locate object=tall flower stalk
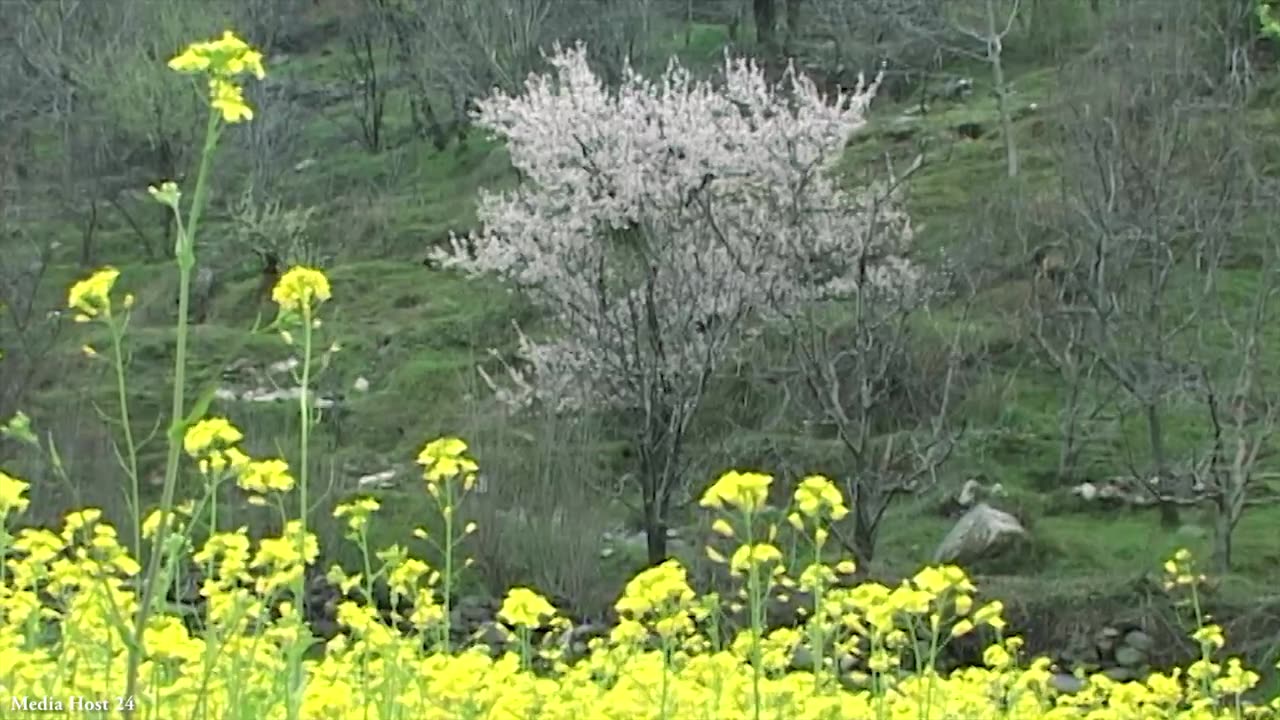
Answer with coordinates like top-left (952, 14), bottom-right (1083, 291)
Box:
top-left (119, 31), bottom-right (266, 718)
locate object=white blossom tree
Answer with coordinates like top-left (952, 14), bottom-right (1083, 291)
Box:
top-left (432, 45), bottom-right (917, 564)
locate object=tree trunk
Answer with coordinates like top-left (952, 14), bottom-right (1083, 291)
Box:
top-left (1211, 498), bottom-right (1233, 573)
top-left (1057, 364), bottom-right (1083, 481)
top-left (754, 0), bottom-right (777, 52)
top-left (851, 500), bottom-right (878, 567)
top-left (1145, 402), bottom-right (1180, 527)
top-left (642, 494), bottom-right (668, 566)
top-left (784, 0), bottom-right (804, 55)
top-left (986, 0), bottom-right (1019, 178)
top-left (79, 199), bottom-right (98, 268)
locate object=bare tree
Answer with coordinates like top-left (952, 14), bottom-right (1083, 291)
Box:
top-left (946, 0), bottom-right (1021, 177)
top-left (1195, 241), bottom-right (1280, 572)
top-left (770, 159), bottom-right (965, 564)
top-left (1016, 194), bottom-right (1111, 482)
top-left (339, 3), bottom-right (395, 153)
top-left (378, 0), bottom-right (557, 148)
top-left (12, 0), bottom-right (221, 260)
top-left (804, 0), bottom-right (950, 101)
top-left (1050, 0), bottom-right (1253, 525)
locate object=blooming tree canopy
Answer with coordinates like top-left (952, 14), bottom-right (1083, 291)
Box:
top-left (434, 44), bottom-right (916, 416)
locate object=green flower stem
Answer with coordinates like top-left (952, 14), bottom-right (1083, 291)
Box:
top-left (286, 300), bottom-right (318, 720)
top-left (441, 481), bottom-right (455, 653)
top-left (124, 108), bottom-right (220, 720)
top-left (742, 507), bottom-right (763, 720)
top-left (660, 633), bottom-right (672, 720)
top-left (809, 546), bottom-right (826, 691)
top-left (107, 315), bottom-right (142, 559)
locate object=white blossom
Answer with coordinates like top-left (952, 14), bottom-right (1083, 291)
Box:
top-left (433, 44), bottom-right (916, 412)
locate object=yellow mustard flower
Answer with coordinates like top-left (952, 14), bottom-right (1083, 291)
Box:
top-left (416, 436), bottom-right (479, 483)
top-left (183, 417), bottom-right (244, 458)
top-left (209, 77), bottom-right (253, 123)
top-left (67, 267), bottom-right (120, 319)
top-left (0, 470), bottom-right (31, 516)
top-left (272, 266), bottom-right (332, 313)
top-left (1213, 658), bottom-right (1259, 696)
top-left (794, 474), bottom-right (849, 520)
top-left (499, 587), bottom-right (557, 629)
top-left (700, 470), bottom-right (772, 512)
top-left (728, 542), bottom-right (783, 576)
top-left (615, 559), bottom-right (696, 620)
top-left (168, 30), bottom-right (265, 80)
top-left (1163, 547), bottom-right (1205, 589)
top-left (333, 496), bottom-right (380, 533)
top-left (1193, 624), bottom-right (1226, 651)
top-left (237, 458), bottom-right (295, 495)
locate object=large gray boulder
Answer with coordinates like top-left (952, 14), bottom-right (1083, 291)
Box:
top-left (933, 502), bottom-right (1028, 565)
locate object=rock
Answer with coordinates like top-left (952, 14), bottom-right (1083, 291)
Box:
top-left (240, 385), bottom-right (337, 409)
top-left (1123, 629), bottom-right (1154, 653)
top-left (1073, 482), bottom-right (1098, 502)
top-left (790, 645), bottom-right (814, 671)
top-left (472, 621), bottom-right (511, 652)
top-left (268, 357), bottom-right (300, 374)
top-left (357, 468), bottom-right (397, 490)
top-left (455, 596), bottom-right (494, 625)
top-left (941, 478), bottom-right (1007, 516)
top-left (933, 503), bottom-right (1028, 565)
top-left (1101, 666), bottom-right (1138, 683)
top-left (1114, 646), bottom-right (1146, 668)
top-left (1050, 673), bottom-right (1086, 694)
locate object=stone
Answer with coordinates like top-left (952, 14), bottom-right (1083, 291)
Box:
top-left (790, 645), bottom-right (814, 671)
top-left (1074, 482), bottom-right (1099, 501)
top-left (933, 503), bottom-right (1028, 565)
top-left (357, 468), bottom-right (397, 490)
top-left (1049, 673), bottom-right (1085, 694)
top-left (1114, 646), bottom-right (1146, 668)
top-left (473, 622), bottom-right (511, 651)
top-left (1101, 666), bottom-right (1138, 683)
top-left (1123, 629), bottom-right (1155, 653)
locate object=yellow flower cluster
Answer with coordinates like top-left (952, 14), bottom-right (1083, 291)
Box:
top-left (1164, 547), bottom-right (1206, 589)
top-left (0, 461), bottom-right (1274, 719)
top-left (238, 458), bottom-right (296, 497)
top-left (700, 469), bottom-right (772, 512)
top-left (272, 266), bottom-right (332, 314)
top-left (183, 417), bottom-right (301, 507)
top-left (333, 496), bottom-right (380, 534)
top-left (0, 470), bottom-right (30, 516)
top-left (167, 31), bottom-right (266, 124)
top-left (793, 474), bottom-right (848, 520)
top-left (499, 587), bottom-right (557, 629)
top-left (416, 436), bottom-right (480, 486)
top-left (67, 267), bottom-right (121, 320)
